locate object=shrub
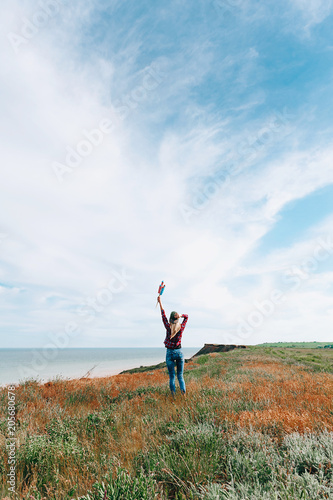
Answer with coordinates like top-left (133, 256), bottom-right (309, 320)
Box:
top-left (284, 431), bottom-right (333, 477)
top-left (78, 467), bottom-right (159, 500)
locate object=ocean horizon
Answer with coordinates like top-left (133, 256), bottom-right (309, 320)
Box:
top-left (0, 347), bottom-right (201, 387)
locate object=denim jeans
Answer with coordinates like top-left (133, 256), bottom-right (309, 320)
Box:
top-left (166, 348), bottom-right (186, 395)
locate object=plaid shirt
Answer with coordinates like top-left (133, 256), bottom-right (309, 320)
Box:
top-left (161, 308), bottom-right (188, 349)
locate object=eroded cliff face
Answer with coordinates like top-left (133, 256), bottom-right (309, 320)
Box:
top-left (191, 343), bottom-right (247, 357)
top-left (121, 344), bottom-right (248, 373)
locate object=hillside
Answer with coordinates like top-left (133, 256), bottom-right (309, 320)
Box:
top-left (0, 346), bottom-right (332, 499)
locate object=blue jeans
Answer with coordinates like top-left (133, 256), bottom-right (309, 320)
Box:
top-left (166, 348), bottom-right (186, 395)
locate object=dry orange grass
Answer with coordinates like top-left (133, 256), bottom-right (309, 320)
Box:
top-left (229, 361), bottom-right (333, 433)
top-left (7, 356), bottom-right (333, 439)
top-left (0, 368), bottom-right (186, 497)
top-left (1, 349), bottom-right (332, 498)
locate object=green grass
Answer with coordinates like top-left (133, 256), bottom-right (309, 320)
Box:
top-left (259, 347), bottom-right (333, 373)
top-left (1, 347), bottom-right (332, 499)
top-left (81, 428), bottom-right (333, 499)
top-left (120, 361), bottom-right (167, 374)
top-left (256, 341), bottom-right (333, 349)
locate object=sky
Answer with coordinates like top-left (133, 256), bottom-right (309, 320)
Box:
top-left (1, 0), bottom-right (333, 348)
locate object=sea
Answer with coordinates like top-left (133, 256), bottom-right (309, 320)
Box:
top-left (0, 347), bottom-right (200, 387)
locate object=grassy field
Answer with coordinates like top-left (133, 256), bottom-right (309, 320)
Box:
top-left (256, 342), bottom-right (332, 349)
top-left (0, 347), bottom-right (332, 499)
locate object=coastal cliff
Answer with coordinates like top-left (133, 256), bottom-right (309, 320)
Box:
top-left (191, 343), bottom-right (247, 357)
top-left (120, 344), bottom-right (247, 374)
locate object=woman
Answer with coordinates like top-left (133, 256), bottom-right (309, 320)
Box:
top-left (157, 295), bottom-right (188, 396)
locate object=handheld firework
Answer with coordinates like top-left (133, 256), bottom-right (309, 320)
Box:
top-left (156, 280), bottom-right (165, 307)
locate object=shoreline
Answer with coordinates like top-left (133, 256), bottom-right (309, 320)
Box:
top-left (0, 358), bottom-right (178, 388)
top-left (0, 347), bottom-right (201, 388)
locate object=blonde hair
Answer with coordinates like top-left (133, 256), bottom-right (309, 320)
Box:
top-left (169, 312), bottom-right (181, 339)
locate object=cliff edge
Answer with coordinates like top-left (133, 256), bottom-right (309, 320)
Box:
top-left (191, 343), bottom-right (247, 357)
top-left (120, 344), bottom-right (247, 374)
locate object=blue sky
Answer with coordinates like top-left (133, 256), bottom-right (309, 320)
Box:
top-left (1, 0), bottom-right (333, 348)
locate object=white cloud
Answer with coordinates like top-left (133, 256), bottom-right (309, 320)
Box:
top-left (0, 0), bottom-right (332, 348)
top-left (291, 0), bottom-right (333, 26)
